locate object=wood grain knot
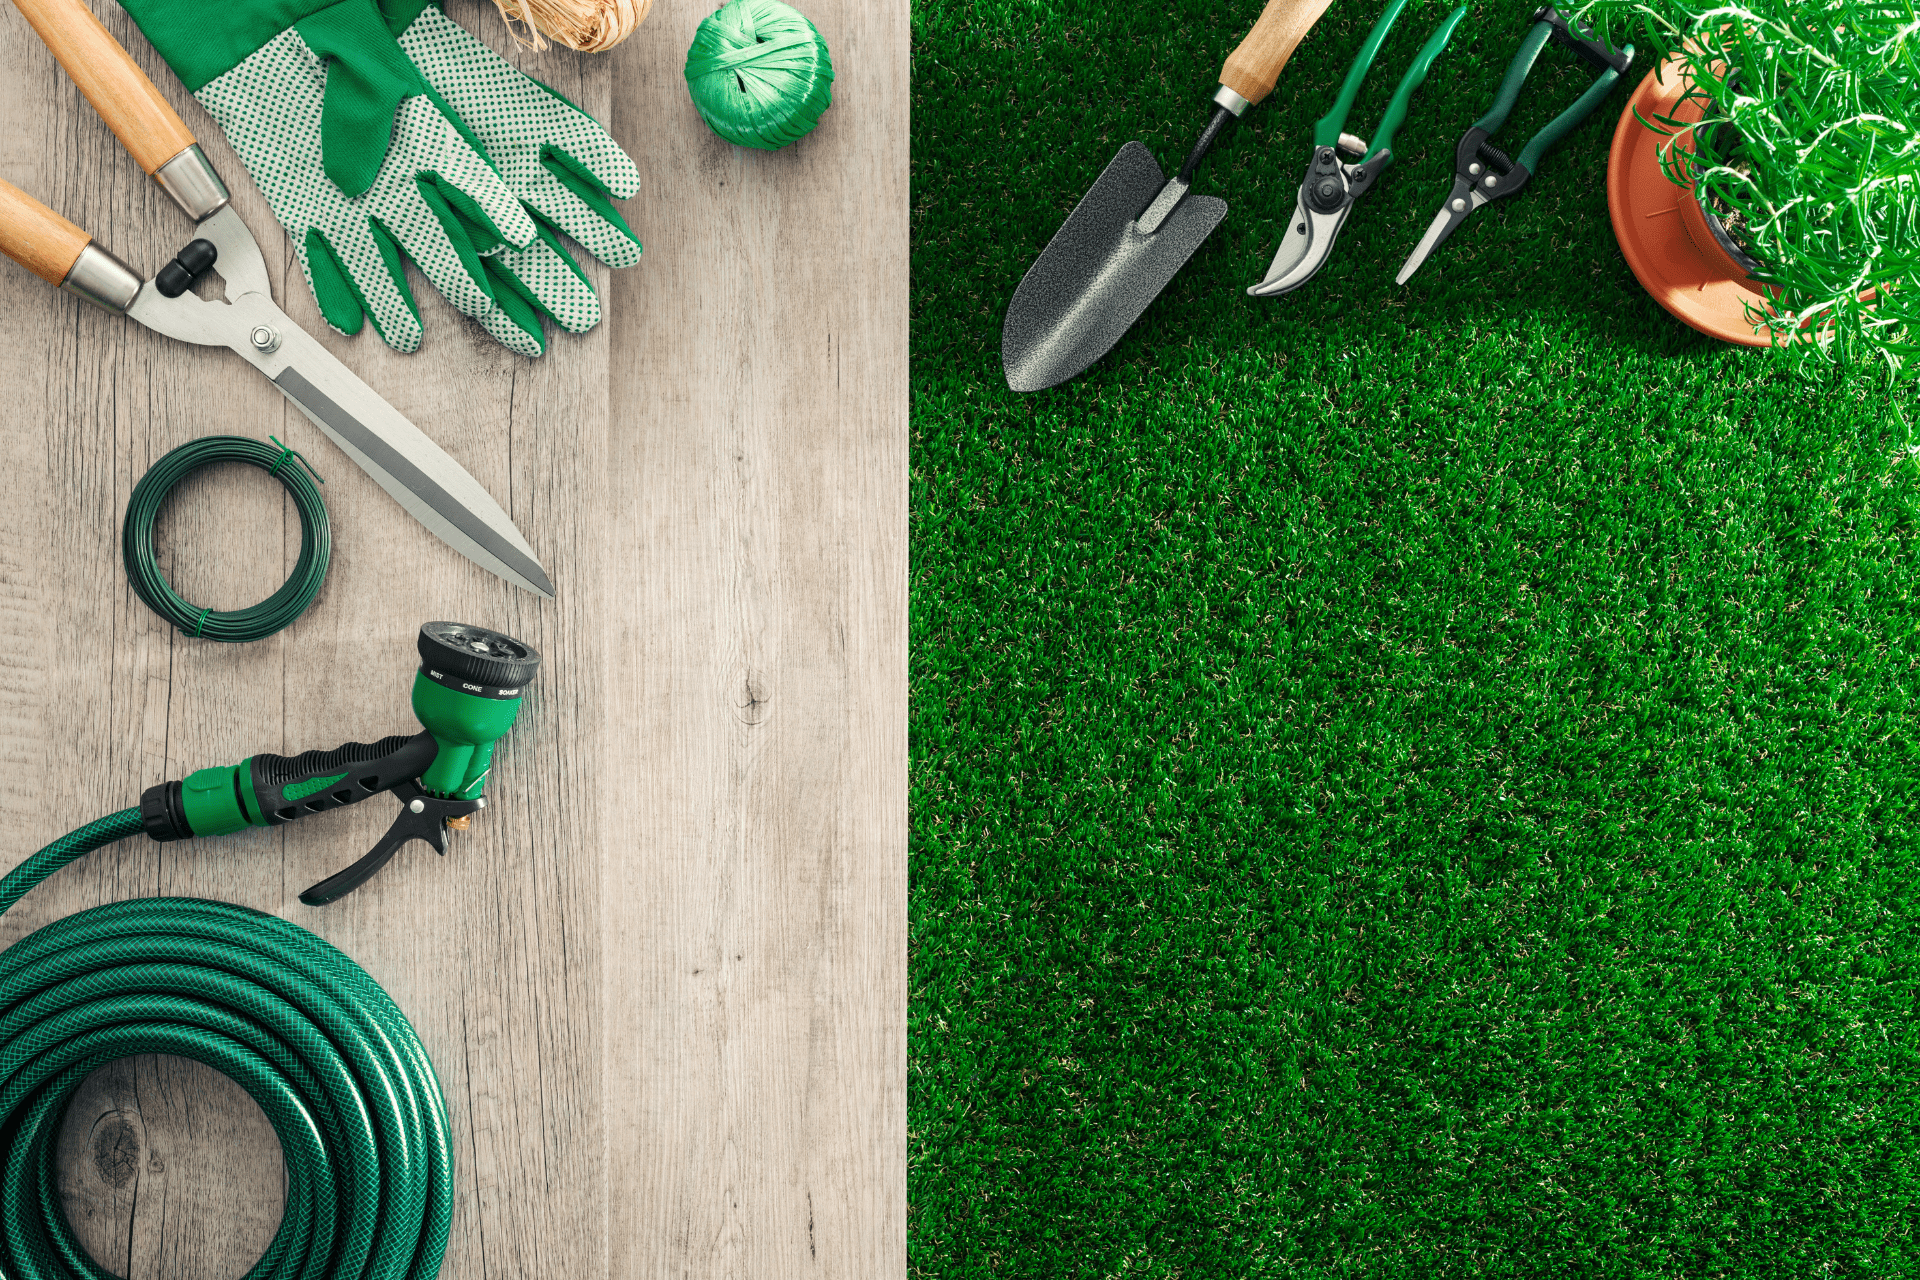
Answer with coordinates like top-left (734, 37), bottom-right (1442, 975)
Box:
top-left (736, 672), bottom-right (772, 725)
top-left (90, 1112), bottom-right (141, 1189)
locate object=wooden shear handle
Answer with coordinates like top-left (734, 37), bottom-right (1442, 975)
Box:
top-left (11, 0), bottom-right (195, 174)
top-left (0, 179), bottom-right (140, 312)
top-left (0, 178), bottom-right (91, 285)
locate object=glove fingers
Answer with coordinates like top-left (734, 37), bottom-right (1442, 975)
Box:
top-left (392, 96), bottom-right (536, 251)
top-left (397, 6), bottom-right (643, 261)
top-left (299, 230), bottom-right (366, 336)
top-left (297, 225), bottom-right (426, 353)
top-left (399, 7), bottom-right (640, 193)
top-left (521, 154), bottom-right (643, 269)
top-left (474, 256), bottom-right (552, 355)
top-left (471, 294), bottom-right (548, 356)
top-left (523, 80), bottom-right (641, 199)
top-left (490, 221), bottom-right (603, 335)
top-left (426, 171), bottom-right (522, 257)
top-left (394, 178), bottom-right (544, 357)
top-left (362, 219), bottom-right (429, 350)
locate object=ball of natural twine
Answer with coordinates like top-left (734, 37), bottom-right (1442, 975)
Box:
top-left (684, 0), bottom-right (834, 150)
top-left (488, 0), bottom-right (650, 52)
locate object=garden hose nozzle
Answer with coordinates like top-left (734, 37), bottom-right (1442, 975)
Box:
top-left (139, 622), bottom-right (541, 904)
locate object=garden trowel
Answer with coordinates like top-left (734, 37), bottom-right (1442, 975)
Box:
top-left (1002, 0), bottom-right (1339, 392)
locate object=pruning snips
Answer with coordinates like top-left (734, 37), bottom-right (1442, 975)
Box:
top-left (1396, 6), bottom-right (1633, 285)
top-left (1249, 0), bottom-right (1467, 297)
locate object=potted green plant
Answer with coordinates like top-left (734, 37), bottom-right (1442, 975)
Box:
top-left (1579, 0), bottom-right (1917, 371)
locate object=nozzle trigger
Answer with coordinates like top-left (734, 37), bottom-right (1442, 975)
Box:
top-left (298, 780), bottom-right (481, 906)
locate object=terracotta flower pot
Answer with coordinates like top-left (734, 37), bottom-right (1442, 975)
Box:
top-left (1607, 53), bottom-right (1777, 347)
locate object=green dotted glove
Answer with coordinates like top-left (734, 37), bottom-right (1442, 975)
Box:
top-left (121, 0), bottom-right (545, 355)
top-left (388, 0), bottom-right (643, 349)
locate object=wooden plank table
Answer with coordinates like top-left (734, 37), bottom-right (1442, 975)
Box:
top-left (0, 0), bottom-right (904, 1275)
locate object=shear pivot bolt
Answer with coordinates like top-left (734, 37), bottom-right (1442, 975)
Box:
top-left (1468, 162), bottom-right (1483, 176)
top-left (1483, 175), bottom-right (1499, 190)
top-left (249, 324), bottom-right (281, 354)
top-left (1451, 198), bottom-right (1468, 212)
top-left (409, 798), bottom-right (425, 814)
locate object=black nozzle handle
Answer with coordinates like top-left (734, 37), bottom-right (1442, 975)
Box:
top-left (251, 731), bottom-right (438, 827)
top-left (298, 780), bottom-right (480, 906)
top-left (139, 730), bottom-right (442, 844)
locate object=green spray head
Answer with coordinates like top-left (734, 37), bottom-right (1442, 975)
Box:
top-left (137, 621), bottom-right (542, 906)
top-left (411, 621), bottom-right (542, 800)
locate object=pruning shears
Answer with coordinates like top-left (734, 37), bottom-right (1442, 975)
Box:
top-left (1396, 5), bottom-right (1634, 285)
top-left (1249, 0), bottom-right (1467, 297)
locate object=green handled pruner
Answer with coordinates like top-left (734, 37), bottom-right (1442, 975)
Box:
top-left (1396, 6), bottom-right (1633, 284)
top-left (1250, 0), bottom-right (1467, 297)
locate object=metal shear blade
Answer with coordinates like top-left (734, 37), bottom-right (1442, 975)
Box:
top-left (1395, 179), bottom-right (1488, 285)
top-left (1249, 190), bottom-right (1352, 297)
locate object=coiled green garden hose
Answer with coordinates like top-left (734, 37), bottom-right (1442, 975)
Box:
top-left (122, 435), bottom-right (331, 642)
top-left (0, 809), bottom-right (452, 1280)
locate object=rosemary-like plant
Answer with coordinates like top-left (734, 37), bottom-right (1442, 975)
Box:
top-left (1579, 1), bottom-right (1920, 373)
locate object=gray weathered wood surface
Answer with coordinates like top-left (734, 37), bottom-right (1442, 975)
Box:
top-left (605, 1), bottom-right (907, 1275)
top-left (0, 0), bottom-right (904, 1274)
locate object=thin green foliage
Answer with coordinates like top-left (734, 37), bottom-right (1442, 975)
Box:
top-left (1581, 0), bottom-right (1920, 373)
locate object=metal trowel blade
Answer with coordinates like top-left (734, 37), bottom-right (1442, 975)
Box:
top-left (1002, 142), bottom-right (1228, 393)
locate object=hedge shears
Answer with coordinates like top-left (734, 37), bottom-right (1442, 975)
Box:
top-left (0, 0), bottom-right (553, 598)
top-left (1249, 0), bottom-right (1467, 297)
top-left (1395, 5), bottom-right (1633, 285)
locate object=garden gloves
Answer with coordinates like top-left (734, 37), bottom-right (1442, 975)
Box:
top-left (387, 0), bottom-right (642, 339)
top-left (118, 0), bottom-right (641, 356)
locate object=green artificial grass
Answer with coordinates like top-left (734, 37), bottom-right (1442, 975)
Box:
top-left (909, 3), bottom-right (1920, 1277)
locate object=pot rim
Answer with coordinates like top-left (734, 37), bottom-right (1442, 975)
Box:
top-left (1608, 54), bottom-right (1779, 347)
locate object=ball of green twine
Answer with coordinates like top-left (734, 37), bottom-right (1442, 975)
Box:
top-left (122, 435), bottom-right (330, 643)
top-left (685, 0), bottom-right (834, 150)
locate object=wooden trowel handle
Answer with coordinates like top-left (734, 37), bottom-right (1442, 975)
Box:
top-left (11, 0), bottom-right (195, 173)
top-left (1220, 0), bottom-right (1341, 105)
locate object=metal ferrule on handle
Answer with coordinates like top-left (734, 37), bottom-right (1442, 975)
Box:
top-left (61, 242), bottom-right (141, 312)
top-left (1220, 0), bottom-right (1342, 108)
top-left (8, 0), bottom-right (194, 173)
top-left (152, 145), bottom-right (232, 222)
top-left (8, 0), bottom-right (232, 223)
top-left (1212, 86), bottom-right (1253, 117)
top-left (0, 177), bottom-right (140, 311)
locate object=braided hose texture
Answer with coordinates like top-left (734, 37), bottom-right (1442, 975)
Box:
top-left (0, 810), bottom-right (453, 1280)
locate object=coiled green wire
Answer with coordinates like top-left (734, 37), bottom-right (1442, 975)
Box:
top-left (0, 811), bottom-right (452, 1280)
top-left (122, 436), bottom-right (330, 643)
